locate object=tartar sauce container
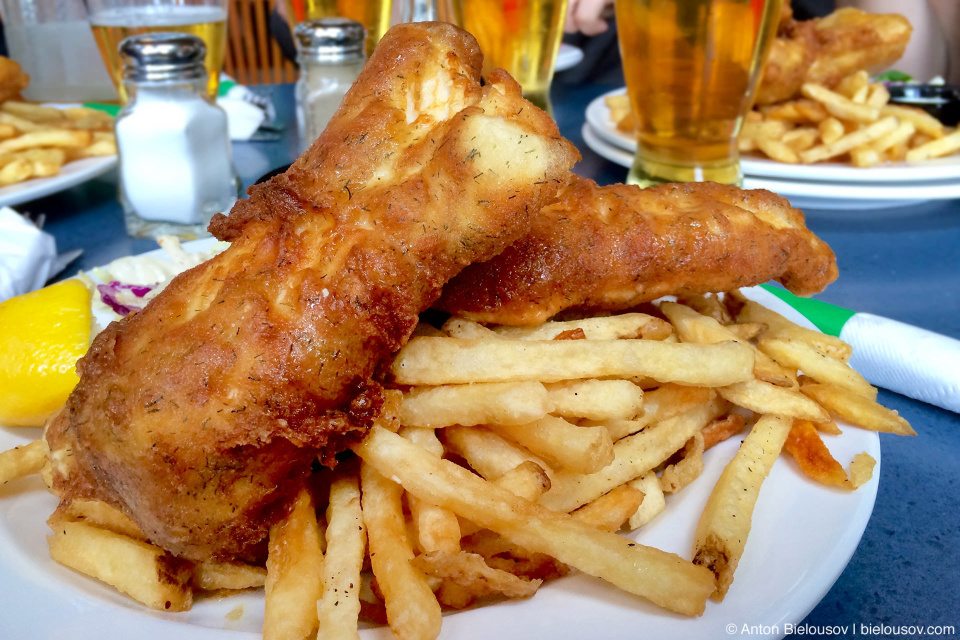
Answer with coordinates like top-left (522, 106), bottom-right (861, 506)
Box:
top-left (115, 33), bottom-right (238, 239)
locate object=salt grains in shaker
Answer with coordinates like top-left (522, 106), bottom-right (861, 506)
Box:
top-left (295, 18), bottom-right (366, 150)
top-left (115, 33), bottom-right (238, 239)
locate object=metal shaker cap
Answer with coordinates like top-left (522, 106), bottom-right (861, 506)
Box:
top-left (120, 33), bottom-right (207, 83)
top-left (294, 18), bottom-right (366, 63)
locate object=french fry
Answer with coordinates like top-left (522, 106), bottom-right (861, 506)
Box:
top-left (490, 415), bottom-right (614, 474)
top-left (360, 460), bottom-right (441, 640)
top-left (0, 439), bottom-right (45, 484)
top-left (0, 157), bottom-right (32, 186)
top-left (865, 83), bottom-right (890, 109)
top-left (441, 316), bottom-right (498, 339)
top-left (783, 419), bottom-right (851, 489)
top-left (834, 70), bottom-right (869, 99)
top-left (905, 129), bottom-right (960, 162)
top-left (719, 379), bottom-right (830, 422)
top-left (754, 135), bottom-right (799, 163)
top-left (390, 337), bottom-right (755, 387)
top-left (598, 384), bottom-right (716, 441)
top-left (540, 399), bottom-right (724, 513)
top-left (799, 116), bottom-right (897, 164)
top-left (869, 120), bottom-right (915, 153)
top-left (317, 470), bottom-right (367, 640)
top-left (58, 498), bottom-right (145, 540)
top-left (194, 559), bottom-right (267, 591)
top-left (800, 382), bottom-right (915, 436)
top-left (571, 484), bottom-right (646, 531)
top-left (659, 432), bottom-right (705, 494)
top-left (400, 427), bottom-right (461, 554)
top-left (442, 426), bottom-right (548, 481)
top-left (545, 379), bottom-right (644, 421)
top-left (848, 452), bottom-right (877, 489)
top-left (734, 298), bottom-right (852, 362)
top-left (701, 413), bottom-right (747, 450)
top-left (818, 117), bottom-right (845, 145)
top-left (759, 336), bottom-right (877, 400)
top-left (801, 83), bottom-right (880, 123)
top-left (880, 104), bottom-right (945, 138)
top-left (626, 473), bottom-right (666, 530)
top-left (491, 313), bottom-right (672, 341)
top-left (693, 414), bottom-right (792, 599)
top-left (264, 485), bottom-right (324, 640)
top-left (47, 519), bottom-right (193, 611)
top-left (0, 129), bottom-right (93, 153)
top-left (354, 426), bottom-right (717, 616)
top-left (411, 551), bottom-right (541, 604)
top-left (400, 381), bottom-right (549, 428)
top-left (1, 101), bottom-right (66, 123)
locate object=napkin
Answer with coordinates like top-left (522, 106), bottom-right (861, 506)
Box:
top-left (0, 207), bottom-right (58, 302)
top-left (762, 285), bottom-right (960, 414)
top-left (216, 77), bottom-right (273, 141)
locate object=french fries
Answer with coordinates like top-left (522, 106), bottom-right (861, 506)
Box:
top-left (1, 287), bottom-right (915, 640)
top-left (0, 99), bottom-right (116, 187)
top-left (609, 68), bottom-right (958, 167)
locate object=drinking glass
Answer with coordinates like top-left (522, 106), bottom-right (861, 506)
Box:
top-left (615, 0), bottom-right (780, 187)
top-left (87, 0), bottom-right (229, 102)
top-left (458, 0), bottom-right (568, 113)
top-left (0, 0), bottom-right (116, 101)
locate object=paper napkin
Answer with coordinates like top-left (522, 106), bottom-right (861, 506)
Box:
top-left (762, 285), bottom-right (960, 414)
top-left (0, 207), bottom-right (58, 302)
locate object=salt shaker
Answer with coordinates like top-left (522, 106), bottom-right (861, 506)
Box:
top-left (115, 33), bottom-right (239, 239)
top-left (295, 18), bottom-right (366, 149)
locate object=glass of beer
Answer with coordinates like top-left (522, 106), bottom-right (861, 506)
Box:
top-left (616, 0), bottom-right (780, 187)
top-left (285, 0), bottom-right (392, 57)
top-left (87, 0), bottom-right (228, 102)
top-left (458, 0), bottom-right (569, 113)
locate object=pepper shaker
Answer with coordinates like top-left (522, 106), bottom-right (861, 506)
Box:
top-left (115, 33), bottom-right (239, 239)
top-left (295, 18), bottom-right (366, 150)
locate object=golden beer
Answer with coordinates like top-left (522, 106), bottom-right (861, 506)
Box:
top-left (90, 5), bottom-right (228, 102)
top-left (460, 0), bottom-right (568, 111)
top-left (300, 0), bottom-right (392, 56)
top-left (615, 0), bottom-right (779, 186)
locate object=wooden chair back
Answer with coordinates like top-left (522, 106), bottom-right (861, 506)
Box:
top-left (224, 0), bottom-right (297, 85)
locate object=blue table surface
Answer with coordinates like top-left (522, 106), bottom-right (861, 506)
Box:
top-left (30, 82), bottom-right (960, 635)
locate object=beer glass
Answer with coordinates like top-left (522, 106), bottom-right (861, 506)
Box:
top-left (616, 0), bottom-right (780, 187)
top-left (293, 0), bottom-right (392, 56)
top-left (87, 0), bottom-right (229, 102)
top-left (458, 0), bottom-right (568, 113)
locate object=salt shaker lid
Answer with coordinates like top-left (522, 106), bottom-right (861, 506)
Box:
top-left (120, 33), bottom-right (207, 83)
top-left (294, 18), bottom-right (366, 62)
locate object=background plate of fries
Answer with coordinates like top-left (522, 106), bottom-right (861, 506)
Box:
top-left (0, 239), bottom-right (888, 639)
top-left (589, 87), bottom-right (960, 184)
top-left (0, 101), bottom-right (117, 207)
top-left (581, 123), bottom-right (960, 211)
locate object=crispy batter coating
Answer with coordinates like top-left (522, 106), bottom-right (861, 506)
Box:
top-left (0, 57), bottom-right (29, 103)
top-left (44, 22), bottom-right (577, 561)
top-left (436, 176), bottom-right (837, 325)
top-left (756, 7), bottom-right (912, 105)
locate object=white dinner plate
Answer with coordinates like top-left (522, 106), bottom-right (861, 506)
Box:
top-left (0, 156), bottom-right (118, 208)
top-left (586, 88), bottom-right (960, 184)
top-left (555, 44), bottom-right (585, 72)
top-left (0, 241), bottom-right (879, 640)
top-left (581, 123), bottom-right (957, 211)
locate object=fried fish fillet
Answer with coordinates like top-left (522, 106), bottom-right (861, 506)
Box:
top-left (45, 22), bottom-right (577, 561)
top-left (436, 176), bottom-right (837, 325)
top-left (757, 6), bottom-right (912, 105)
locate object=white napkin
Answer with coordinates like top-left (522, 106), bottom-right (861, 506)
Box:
top-left (0, 207), bottom-right (58, 302)
top-left (842, 313), bottom-right (960, 413)
top-left (217, 85), bottom-right (269, 141)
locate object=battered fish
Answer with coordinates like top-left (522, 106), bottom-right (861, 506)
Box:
top-left (45, 23), bottom-right (577, 561)
top-left (436, 176), bottom-right (837, 325)
top-left (757, 6), bottom-right (912, 105)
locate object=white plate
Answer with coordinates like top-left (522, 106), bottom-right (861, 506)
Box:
top-left (0, 246), bottom-right (879, 639)
top-left (556, 44), bottom-right (585, 72)
top-left (0, 156), bottom-right (117, 208)
top-left (581, 123), bottom-right (954, 210)
top-left (586, 88), bottom-right (960, 184)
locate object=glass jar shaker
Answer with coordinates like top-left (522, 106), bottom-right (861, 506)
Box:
top-left (115, 33), bottom-right (239, 240)
top-left (295, 18), bottom-right (366, 150)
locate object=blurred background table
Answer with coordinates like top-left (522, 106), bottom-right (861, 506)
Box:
top-left (36, 79), bottom-right (960, 635)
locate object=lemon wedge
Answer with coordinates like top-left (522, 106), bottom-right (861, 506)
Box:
top-left (0, 279), bottom-right (92, 427)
